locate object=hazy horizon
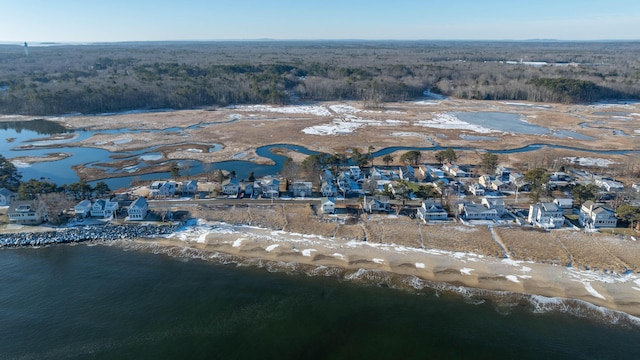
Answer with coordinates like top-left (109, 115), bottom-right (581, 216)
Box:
top-left (2, 0), bottom-right (639, 43)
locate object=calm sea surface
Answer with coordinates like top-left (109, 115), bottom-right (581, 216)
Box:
top-left (1, 244), bottom-right (639, 360)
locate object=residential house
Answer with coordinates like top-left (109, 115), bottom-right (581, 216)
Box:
top-left (370, 167), bottom-right (383, 181)
top-left (468, 183), bottom-right (485, 196)
top-left (181, 180), bottom-right (198, 194)
top-left (553, 198), bottom-right (574, 215)
top-left (479, 175), bottom-right (493, 188)
top-left (632, 183), bottom-right (640, 193)
top-left (221, 178), bottom-right (241, 196)
top-left (528, 202), bottom-right (564, 229)
top-left (91, 199), bottom-right (119, 218)
top-left (363, 195), bottom-right (391, 213)
top-left (127, 197), bottom-right (149, 221)
top-left (449, 165), bottom-right (471, 178)
top-left (579, 201), bottom-right (617, 229)
top-left (510, 172), bottom-right (529, 191)
top-left (290, 181), bottom-right (313, 197)
top-left (320, 181), bottom-right (337, 197)
top-left (150, 181), bottom-right (178, 197)
top-left (417, 200), bottom-right (448, 222)
top-left (349, 166), bottom-right (362, 179)
top-left (490, 179), bottom-right (510, 192)
top-left (320, 169), bottom-right (334, 184)
top-left (458, 203), bottom-right (497, 220)
top-left (260, 178), bottom-right (280, 198)
top-left (74, 200), bottom-right (92, 218)
top-left (495, 166), bottom-right (511, 182)
top-left (426, 165), bottom-right (445, 180)
top-left (8, 200), bottom-right (47, 225)
top-left (399, 166), bottom-right (416, 182)
top-left (0, 188), bottom-right (16, 206)
top-left (481, 197), bottom-right (506, 216)
top-left (319, 197), bottom-right (336, 214)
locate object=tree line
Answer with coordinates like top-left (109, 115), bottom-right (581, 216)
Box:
top-left (1, 41), bottom-right (639, 115)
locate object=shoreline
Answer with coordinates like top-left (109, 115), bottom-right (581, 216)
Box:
top-left (143, 219), bottom-right (640, 319)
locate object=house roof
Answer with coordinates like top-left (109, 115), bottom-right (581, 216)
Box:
top-left (130, 197), bottom-right (147, 208)
top-left (0, 188), bottom-right (13, 196)
top-left (540, 202), bottom-right (560, 212)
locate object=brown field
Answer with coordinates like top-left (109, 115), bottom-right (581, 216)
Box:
top-left (5, 99), bottom-right (637, 182)
top-left (495, 227), bottom-right (570, 265)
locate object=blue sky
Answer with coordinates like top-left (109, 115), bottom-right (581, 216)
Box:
top-left (1, 0), bottom-right (639, 42)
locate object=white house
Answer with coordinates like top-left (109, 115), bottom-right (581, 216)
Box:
top-left (0, 188), bottom-right (16, 206)
top-left (321, 181), bottom-right (337, 197)
top-left (74, 200), bottom-right (92, 218)
top-left (349, 166), bottom-right (362, 179)
top-left (481, 197), bottom-right (506, 216)
top-left (553, 198), bottom-right (574, 214)
top-left (221, 178), bottom-right (241, 196)
top-left (260, 178), bottom-right (280, 198)
top-left (8, 200), bottom-right (47, 225)
top-left (399, 166), bottom-right (416, 182)
top-left (417, 200), bottom-right (448, 222)
top-left (459, 203), bottom-right (498, 220)
top-left (468, 183), bottom-right (485, 196)
top-left (127, 197), bottom-right (149, 221)
top-left (290, 181), bottom-right (313, 197)
top-left (181, 180), bottom-right (198, 194)
top-left (579, 201), bottom-right (617, 229)
top-left (91, 199), bottom-right (119, 218)
top-left (363, 195), bottom-right (391, 213)
top-left (528, 202), bottom-right (564, 229)
top-left (150, 181), bottom-right (178, 197)
top-left (319, 197), bottom-right (336, 214)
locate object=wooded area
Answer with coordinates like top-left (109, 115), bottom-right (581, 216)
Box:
top-left (1, 41), bottom-right (639, 115)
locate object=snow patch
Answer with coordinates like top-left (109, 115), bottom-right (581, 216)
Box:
top-left (372, 258), bottom-right (385, 264)
top-left (564, 157), bottom-right (616, 167)
top-left (416, 113), bottom-right (499, 134)
top-left (415, 262), bottom-right (425, 269)
top-left (460, 268), bottom-right (474, 275)
top-left (232, 104), bottom-right (332, 117)
top-left (333, 253), bottom-right (345, 260)
top-left (583, 282), bottom-right (606, 300)
top-left (265, 244), bottom-right (279, 252)
top-left (505, 275), bottom-right (520, 283)
top-left (302, 249), bottom-right (316, 257)
top-left (329, 104), bottom-right (361, 114)
top-left (232, 239), bottom-right (244, 248)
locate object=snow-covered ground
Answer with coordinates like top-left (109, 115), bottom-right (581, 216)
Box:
top-left (564, 157), bottom-right (617, 167)
top-left (416, 113), bottom-right (500, 134)
top-left (231, 104), bottom-right (332, 117)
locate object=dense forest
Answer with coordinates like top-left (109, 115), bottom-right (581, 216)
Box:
top-left (0, 41), bottom-right (639, 115)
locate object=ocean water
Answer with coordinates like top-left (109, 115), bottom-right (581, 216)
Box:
top-left (1, 244), bottom-right (639, 360)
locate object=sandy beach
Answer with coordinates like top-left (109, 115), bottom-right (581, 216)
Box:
top-left (135, 218), bottom-right (640, 320)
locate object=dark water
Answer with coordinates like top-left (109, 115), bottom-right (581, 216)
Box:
top-left (1, 245), bottom-right (639, 359)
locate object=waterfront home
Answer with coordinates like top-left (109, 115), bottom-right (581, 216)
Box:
top-left (149, 181), bottom-right (179, 197)
top-left (221, 178), bottom-right (240, 196)
top-left (495, 166), bottom-right (511, 182)
top-left (479, 175), bottom-right (493, 188)
top-left (0, 188), bottom-right (16, 206)
top-left (260, 178), bottom-right (280, 198)
top-left (468, 183), bottom-right (485, 196)
top-left (8, 200), bottom-right (47, 225)
top-left (579, 200), bottom-right (617, 229)
top-left (321, 181), bottom-right (337, 197)
top-left (481, 197), bottom-right (506, 216)
top-left (553, 198), bottom-right (574, 214)
top-left (363, 195), bottom-right (391, 213)
top-left (74, 200), bottom-right (92, 218)
top-left (290, 181), bottom-right (313, 197)
top-left (444, 163), bottom-right (471, 178)
top-left (370, 167), bottom-right (383, 181)
top-left (349, 166), bottom-right (362, 179)
top-left (399, 166), bottom-right (416, 182)
top-left (417, 200), bottom-right (448, 222)
top-left (459, 203), bottom-right (498, 220)
top-left (181, 180), bottom-right (198, 194)
top-left (528, 202), bottom-right (564, 229)
top-left (127, 197), bottom-right (148, 221)
top-left (489, 179), bottom-right (510, 192)
top-left (91, 199), bottom-right (119, 218)
top-left (425, 165), bottom-right (445, 180)
top-left (319, 197), bottom-right (336, 214)
top-left (320, 169), bottom-right (334, 184)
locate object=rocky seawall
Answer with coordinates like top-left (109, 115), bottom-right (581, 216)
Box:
top-left (0, 223), bottom-right (181, 247)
